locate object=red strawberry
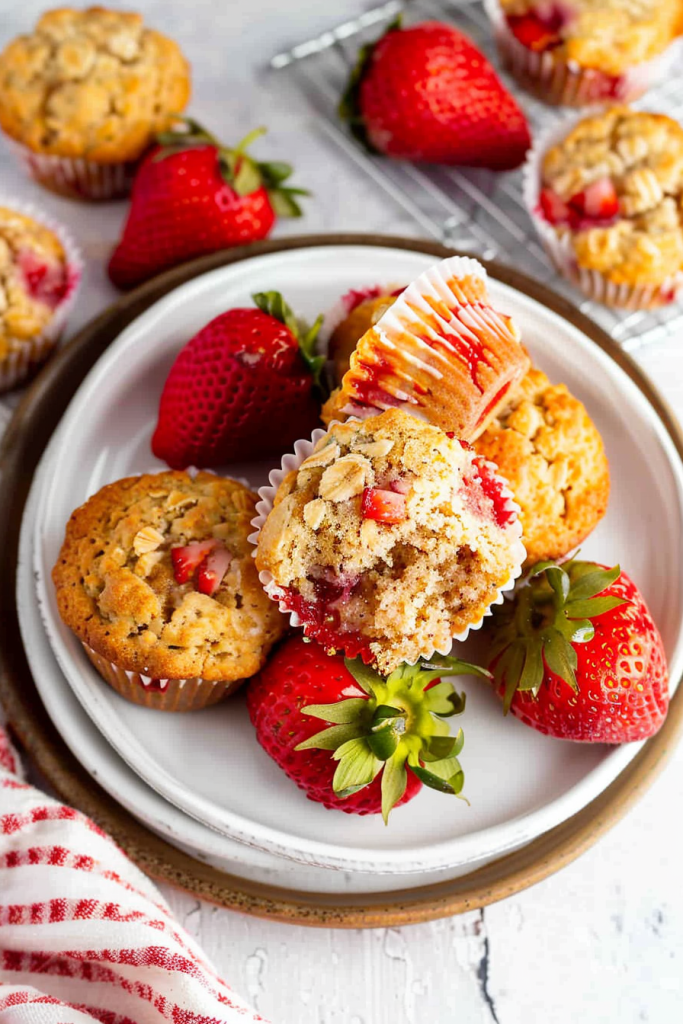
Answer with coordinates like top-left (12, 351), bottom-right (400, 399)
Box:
top-left (246, 636), bottom-right (485, 820)
top-left (340, 19), bottom-right (531, 170)
top-left (361, 487), bottom-right (407, 524)
top-left (487, 559), bottom-right (669, 743)
top-left (171, 540), bottom-right (217, 585)
top-left (508, 13), bottom-right (561, 52)
top-left (569, 178), bottom-right (620, 221)
top-left (152, 291), bottom-right (324, 468)
top-left (109, 118), bottom-right (308, 290)
top-left (539, 187), bottom-right (572, 225)
top-left (197, 546), bottom-right (232, 597)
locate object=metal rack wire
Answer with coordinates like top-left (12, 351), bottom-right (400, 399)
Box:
top-left (270, 0), bottom-right (683, 352)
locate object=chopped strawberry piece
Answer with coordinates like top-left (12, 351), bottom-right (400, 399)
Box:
top-left (361, 487), bottom-right (407, 524)
top-left (539, 188), bottom-right (572, 226)
top-left (197, 545), bottom-right (232, 596)
top-left (171, 540), bottom-right (217, 585)
top-left (508, 13), bottom-right (561, 52)
top-left (569, 178), bottom-right (619, 221)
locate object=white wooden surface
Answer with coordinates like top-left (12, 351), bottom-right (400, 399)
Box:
top-left (2, 1), bottom-right (683, 1021)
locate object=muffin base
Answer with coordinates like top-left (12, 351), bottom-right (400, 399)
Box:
top-left (483, 0), bottom-right (682, 107)
top-left (5, 138), bottom-right (139, 201)
top-left (83, 644), bottom-right (242, 712)
top-left (522, 116), bottom-right (683, 310)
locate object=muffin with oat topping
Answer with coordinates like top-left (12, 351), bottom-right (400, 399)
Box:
top-left (526, 107), bottom-right (683, 307)
top-left (486, 0), bottom-right (683, 107)
top-left (0, 204), bottom-right (80, 392)
top-left (474, 366), bottom-right (610, 566)
top-left (255, 408), bottom-right (525, 675)
top-left (0, 7), bottom-right (191, 200)
top-left (52, 471), bottom-right (286, 711)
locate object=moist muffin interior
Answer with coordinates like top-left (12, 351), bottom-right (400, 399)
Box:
top-left (257, 409), bottom-right (524, 674)
top-left (0, 206), bottom-right (67, 361)
top-left (53, 471), bottom-right (285, 682)
top-left (541, 108), bottom-right (683, 287)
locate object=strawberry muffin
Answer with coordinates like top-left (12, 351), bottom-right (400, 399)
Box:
top-left (474, 366), bottom-right (610, 565)
top-left (527, 107), bottom-right (683, 307)
top-left (486, 0), bottom-right (683, 106)
top-left (328, 293), bottom-right (398, 385)
top-left (255, 409), bottom-right (525, 674)
top-left (0, 7), bottom-right (191, 199)
top-left (0, 204), bottom-right (80, 391)
top-left (322, 256), bottom-right (529, 441)
top-left (53, 471), bottom-right (286, 711)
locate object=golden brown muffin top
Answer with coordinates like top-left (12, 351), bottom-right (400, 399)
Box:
top-left (0, 7), bottom-right (191, 160)
top-left (500, 0), bottom-right (683, 75)
top-left (53, 471), bottom-right (286, 682)
top-left (542, 107), bottom-right (683, 287)
top-left (0, 206), bottom-right (68, 360)
top-left (475, 366), bottom-right (610, 566)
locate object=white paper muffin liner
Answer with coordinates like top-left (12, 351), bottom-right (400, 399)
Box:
top-left (522, 114), bottom-right (683, 309)
top-left (483, 0), bottom-right (683, 107)
top-left (4, 137), bottom-right (139, 201)
top-left (249, 423), bottom-right (526, 668)
top-left (83, 644), bottom-right (240, 712)
top-left (0, 195), bottom-right (83, 392)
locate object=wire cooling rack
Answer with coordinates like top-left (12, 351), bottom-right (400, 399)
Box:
top-left (270, 0), bottom-right (683, 352)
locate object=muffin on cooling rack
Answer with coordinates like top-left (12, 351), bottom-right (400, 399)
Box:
top-left (0, 203), bottom-right (81, 392)
top-left (254, 408), bottom-right (525, 674)
top-left (475, 365), bottom-right (610, 566)
top-left (485, 0), bottom-right (683, 107)
top-left (526, 106), bottom-right (683, 308)
top-left (322, 255), bottom-right (530, 442)
top-left (53, 471), bottom-right (286, 711)
top-left (0, 7), bottom-right (191, 200)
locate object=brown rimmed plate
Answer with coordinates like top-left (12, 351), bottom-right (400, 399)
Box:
top-left (1, 234), bottom-right (682, 927)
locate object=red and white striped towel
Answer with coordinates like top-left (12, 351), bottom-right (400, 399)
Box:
top-left (0, 722), bottom-right (268, 1024)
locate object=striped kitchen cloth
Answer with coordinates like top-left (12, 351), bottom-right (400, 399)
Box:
top-left (0, 722), bottom-right (267, 1024)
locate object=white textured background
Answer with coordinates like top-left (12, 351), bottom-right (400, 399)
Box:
top-left (2, 1), bottom-right (683, 1021)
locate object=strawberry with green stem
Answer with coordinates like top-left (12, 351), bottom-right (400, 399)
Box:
top-left (487, 557), bottom-right (669, 743)
top-left (246, 635), bottom-right (490, 821)
top-left (109, 117), bottom-right (308, 290)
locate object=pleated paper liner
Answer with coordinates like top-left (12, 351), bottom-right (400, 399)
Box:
top-left (83, 644), bottom-right (242, 712)
top-left (322, 255), bottom-right (530, 441)
top-left (249, 422), bottom-right (526, 666)
top-left (0, 196), bottom-right (83, 392)
top-left (4, 137), bottom-right (139, 201)
top-left (522, 113), bottom-right (683, 310)
top-left (483, 0), bottom-right (683, 107)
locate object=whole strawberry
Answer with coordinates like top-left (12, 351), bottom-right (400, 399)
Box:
top-left (487, 559), bottom-right (669, 743)
top-left (247, 636), bottom-right (486, 821)
top-left (341, 19), bottom-right (531, 170)
top-left (109, 118), bottom-right (308, 290)
top-left (152, 291), bottom-right (324, 468)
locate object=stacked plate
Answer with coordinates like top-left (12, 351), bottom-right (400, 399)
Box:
top-left (19, 242), bottom-right (683, 901)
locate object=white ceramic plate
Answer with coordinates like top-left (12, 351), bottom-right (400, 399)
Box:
top-left (22, 434), bottom-right (511, 895)
top-left (34, 245), bottom-right (683, 874)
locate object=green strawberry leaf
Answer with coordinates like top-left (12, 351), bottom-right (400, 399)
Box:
top-left (380, 749), bottom-right (408, 824)
top-left (367, 725), bottom-right (400, 761)
top-left (518, 640), bottom-right (544, 695)
top-left (232, 156), bottom-right (262, 197)
top-left (301, 697), bottom-right (370, 724)
top-left (542, 630), bottom-right (578, 691)
top-left (565, 596), bottom-right (628, 619)
top-left (295, 722), bottom-right (363, 752)
top-left (344, 656), bottom-right (381, 696)
top-left (421, 735), bottom-right (456, 762)
top-left (567, 564), bottom-right (621, 601)
top-left (332, 738), bottom-right (382, 796)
